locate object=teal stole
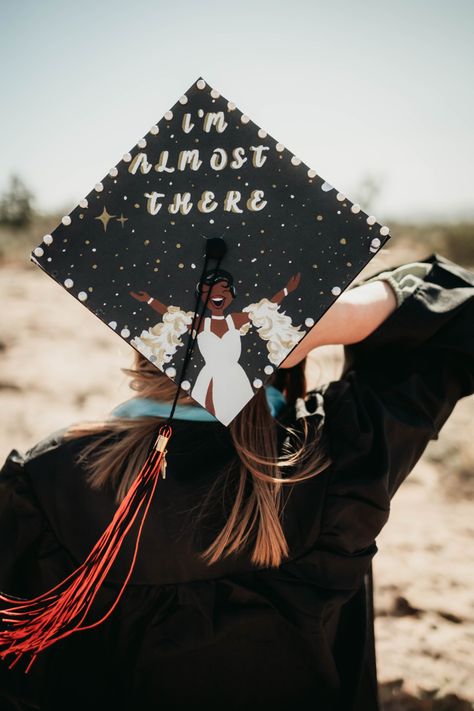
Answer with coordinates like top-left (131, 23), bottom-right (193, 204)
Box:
top-left (110, 385), bottom-right (287, 422)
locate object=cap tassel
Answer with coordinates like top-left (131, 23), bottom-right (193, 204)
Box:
top-left (0, 425), bottom-right (171, 672)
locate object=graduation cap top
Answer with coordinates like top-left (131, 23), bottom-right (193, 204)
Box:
top-left (30, 76), bottom-right (391, 427)
top-left (0, 76), bottom-right (392, 668)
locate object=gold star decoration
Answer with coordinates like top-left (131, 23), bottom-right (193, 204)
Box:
top-left (116, 213), bottom-right (128, 228)
top-left (94, 206), bottom-right (116, 232)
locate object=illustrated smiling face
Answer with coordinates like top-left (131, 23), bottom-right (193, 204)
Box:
top-left (200, 279), bottom-right (235, 315)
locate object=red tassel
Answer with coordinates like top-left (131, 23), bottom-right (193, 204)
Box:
top-left (0, 424), bottom-right (172, 672)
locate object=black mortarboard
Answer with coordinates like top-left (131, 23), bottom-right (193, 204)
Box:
top-left (29, 76), bottom-right (389, 425)
top-left (1, 77), bottom-right (390, 667)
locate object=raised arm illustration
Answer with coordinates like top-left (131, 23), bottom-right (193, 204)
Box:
top-left (270, 273), bottom-right (301, 305)
top-left (130, 290), bottom-right (168, 316)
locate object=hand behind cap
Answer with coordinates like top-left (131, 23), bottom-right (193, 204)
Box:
top-left (130, 290), bottom-right (151, 302)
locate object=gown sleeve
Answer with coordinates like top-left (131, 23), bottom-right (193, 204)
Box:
top-left (0, 449), bottom-right (46, 595)
top-left (0, 449), bottom-right (49, 709)
top-left (321, 251), bottom-right (474, 500)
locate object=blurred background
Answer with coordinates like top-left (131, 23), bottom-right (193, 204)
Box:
top-left (1, 1), bottom-right (473, 708)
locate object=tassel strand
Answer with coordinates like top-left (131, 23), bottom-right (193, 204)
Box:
top-left (0, 425), bottom-right (171, 671)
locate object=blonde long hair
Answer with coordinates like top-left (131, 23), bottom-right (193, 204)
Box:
top-left (64, 353), bottom-right (331, 568)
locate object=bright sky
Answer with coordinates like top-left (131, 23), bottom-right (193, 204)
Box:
top-left (1, 0), bottom-right (473, 222)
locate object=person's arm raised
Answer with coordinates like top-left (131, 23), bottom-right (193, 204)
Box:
top-left (280, 279), bottom-right (398, 368)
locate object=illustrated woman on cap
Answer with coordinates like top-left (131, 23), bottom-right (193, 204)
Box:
top-left (130, 270), bottom-right (302, 423)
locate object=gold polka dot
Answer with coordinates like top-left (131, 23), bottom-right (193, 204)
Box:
top-left (176, 243), bottom-right (181, 248)
top-left (120, 266), bottom-right (124, 270)
top-left (144, 240), bottom-right (150, 246)
top-left (346, 262), bottom-right (352, 267)
top-left (340, 238), bottom-right (347, 245)
top-left (79, 214), bottom-right (84, 220)
top-left (154, 268), bottom-right (159, 272)
top-left (155, 258), bottom-right (160, 263)
top-left (170, 221), bottom-right (175, 226)
top-left (85, 240), bottom-right (90, 245)
top-left (316, 215), bottom-right (323, 221)
top-left (134, 203), bottom-right (140, 208)
top-left (88, 287), bottom-right (93, 292)
top-left (92, 264), bottom-right (97, 269)
top-left (178, 263), bottom-right (184, 269)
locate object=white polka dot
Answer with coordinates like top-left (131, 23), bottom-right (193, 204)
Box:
top-left (179, 95), bottom-right (188, 104)
top-left (62, 215), bottom-right (71, 226)
top-left (371, 237), bottom-right (381, 248)
top-left (210, 88), bottom-right (220, 99)
top-left (137, 138), bottom-right (147, 148)
top-left (321, 182), bottom-right (333, 192)
top-left (108, 320), bottom-right (117, 329)
top-left (307, 169), bottom-right (317, 178)
top-left (331, 286), bottom-right (342, 296)
top-left (336, 193), bottom-right (345, 202)
top-left (122, 153), bottom-right (132, 163)
top-left (165, 367), bottom-right (176, 378)
top-left (120, 328), bottom-right (130, 338)
top-left (109, 167), bottom-right (118, 177)
top-left (291, 156), bottom-right (301, 166)
top-left (150, 125), bottom-right (159, 135)
top-left (380, 226), bottom-right (390, 236)
top-left (240, 114), bottom-right (250, 124)
top-left (164, 111), bottom-right (173, 121)
top-left (181, 380), bottom-right (191, 391)
top-left (64, 278), bottom-right (74, 289)
top-left (78, 291), bottom-right (88, 301)
top-left (196, 79), bottom-right (206, 90)
top-left (305, 317), bottom-right (315, 328)
top-left (367, 215), bottom-right (376, 225)
top-left (79, 198), bottom-right (88, 208)
top-left (227, 101), bottom-right (236, 111)
top-left (95, 182), bottom-right (103, 192)
top-left (351, 204), bottom-right (361, 214)
top-left (258, 128), bottom-right (267, 138)
top-left (253, 379), bottom-right (263, 389)
top-left (276, 143), bottom-right (285, 152)
top-left (43, 234), bottom-right (53, 245)
top-left (33, 247), bottom-right (44, 257)
top-left (264, 365), bottom-right (274, 375)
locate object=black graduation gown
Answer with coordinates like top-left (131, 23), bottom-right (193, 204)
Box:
top-left (0, 252), bottom-right (473, 711)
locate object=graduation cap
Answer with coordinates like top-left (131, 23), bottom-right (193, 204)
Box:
top-left (0, 77), bottom-right (391, 667)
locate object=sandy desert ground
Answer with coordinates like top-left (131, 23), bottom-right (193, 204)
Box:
top-left (1, 243), bottom-right (473, 710)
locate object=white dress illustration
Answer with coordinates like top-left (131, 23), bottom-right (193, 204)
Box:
top-left (191, 315), bottom-right (254, 424)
